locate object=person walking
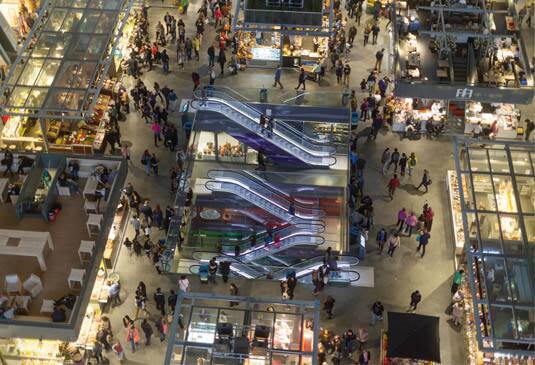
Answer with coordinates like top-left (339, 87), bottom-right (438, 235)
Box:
top-left (108, 280), bottom-right (121, 307)
top-left (130, 215), bottom-right (141, 237)
top-left (323, 295), bottom-right (335, 319)
top-left (396, 208), bottom-right (407, 231)
top-left (370, 301), bottom-right (384, 325)
top-left (343, 62), bottom-right (351, 86)
top-left (387, 148), bottom-right (400, 172)
top-left (404, 212), bottom-right (418, 236)
top-left (398, 153), bottom-right (408, 176)
top-left (273, 65), bottom-right (283, 88)
top-left (141, 319), bottom-right (153, 346)
top-left (208, 257), bottom-right (218, 284)
top-left (424, 205), bottom-right (435, 231)
top-left (363, 24), bottom-right (371, 46)
top-left (387, 174), bottom-right (400, 200)
top-left (374, 48), bottom-right (385, 72)
top-left (178, 275), bottom-right (190, 293)
top-left (150, 153), bottom-right (160, 175)
top-left (218, 49), bottom-right (227, 75)
top-left (416, 169), bottom-right (431, 193)
top-left (220, 261), bottom-right (230, 283)
top-left (295, 68), bottom-right (306, 90)
top-left (287, 275), bottom-right (297, 299)
top-left (348, 25), bottom-right (357, 46)
top-left (154, 288), bottom-right (166, 315)
top-left (155, 316), bottom-right (168, 342)
top-left (229, 283), bottom-right (239, 307)
top-left (525, 118), bottom-right (534, 141)
top-left (407, 152), bottom-right (417, 176)
top-left (151, 121), bottom-right (162, 147)
top-left (371, 23), bottom-right (380, 44)
top-left (126, 324), bottom-right (140, 352)
top-left (112, 341), bottom-right (126, 362)
top-left (386, 232), bottom-right (400, 257)
top-left (376, 228), bottom-right (387, 254)
top-left (416, 228), bottom-right (431, 257)
top-left (207, 43), bottom-right (215, 67)
top-left (451, 269), bottom-right (464, 294)
top-left (408, 290), bottom-right (422, 312)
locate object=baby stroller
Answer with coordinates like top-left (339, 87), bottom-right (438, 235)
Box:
top-left (199, 263), bottom-right (209, 284)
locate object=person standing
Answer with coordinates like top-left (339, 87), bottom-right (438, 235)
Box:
top-left (396, 208), bottom-right (407, 231)
top-left (178, 275), bottom-right (190, 293)
top-left (387, 148), bottom-right (400, 172)
top-left (220, 261), bottom-right (230, 283)
top-left (416, 228), bottom-right (431, 257)
top-left (151, 120), bottom-right (162, 147)
top-left (207, 43), bottom-right (215, 67)
top-left (229, 283), bottom-right (239, 307)
top-left (150, 153), bottom-right (160, 176)
top-left (343, 62), bottom-right (351, 86)
top-left (370, 301), bottom-right (384, 325)
top-left (141, 319), bottom-right (153, 346)
top-left (398, 153), bottom-right (408, 176)
top-left (407, 152), bottom-right (417, 176)
top-left (155, 316), bottom-right (168, 342)
top-left (525, 118), bottom-right (534, 141)
top-left (408, 290), bottom-right (422, 312)
top-left (374, 48), bottom-right (385, 72)
top-left (108, 280), bottom-right (121, 307)
top-left (376, 228), bottom-right (387, 254)
top-left (416, 169), bottom-right (431, 193)
top-left (154, 288), bottom-right (166, 315)
top-left (424, 205), bottom-right (435, 231)
top-left (208, 257), bottom-right (218, 284)
top-left (295, 68), bottom-right (306, 90)
top-left (130, 215), bottom-right (141, 237)
top-left (168, 290), bottom-right (178, 314)
top-left (387, 174), bottom-right (400, 200)
top-left (287, 275), bottom-right (297, 299)
top-left (323, 295), bottom-right (335, 319)
top-left (371, 23), bottom-right (380, 44)
top-left (273, 65), bottom-right (283, 88)
top-left (451, 269), bottom-right (464, 294)
top-left (348, 25), bottom-right (357, 46)
top-left (363, 24), bottom-right (371, 46)
top-left (161, 49), bottom-right (170, 73)
top-left (218, 49), bottom-right (226, 75)
top-left (126, 324), bottom-right (140, 352)
top-left (112, 341), bottom-right (126, 362)
top-left (404, 212), bottom-right (418, 236)
top-left (386, 232), bottom-right (400, 257)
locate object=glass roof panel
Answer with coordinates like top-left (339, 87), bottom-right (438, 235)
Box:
top-left (510, 151), bottom-right (533, 175)
top-left (0, 0), bottom-right (128, 118)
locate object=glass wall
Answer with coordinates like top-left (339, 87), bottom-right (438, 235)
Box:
top-left (456, 140), bottom-right (535, 354)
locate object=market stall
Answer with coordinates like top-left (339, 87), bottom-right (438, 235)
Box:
top-left (464, 102), bottom-right (521, 139)
top-left (192, 131), bottom-right (258, 164)
top-left (281, 35), bottom-right (328, 68)
top-left (387, 97), bottom-right (446, 133)
top-left (238, 30), bottom-right (281, 67)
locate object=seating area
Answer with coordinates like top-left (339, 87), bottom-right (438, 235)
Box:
top-left (0, 155), bottom-right (125, 323)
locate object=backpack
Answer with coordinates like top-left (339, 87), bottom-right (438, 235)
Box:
top-left (409, 158), bottom-right (417, 166)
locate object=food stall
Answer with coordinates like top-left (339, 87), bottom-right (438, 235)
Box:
top-left (387, 98), bottom-right (446, 132)
top-left (238, 30), bottom-right (281, 67)
top-left (281, 35), bottom-right (328, 68)
top-left (192, 131), bottom-right (258, 164)
top-left (464, 102), bottom-right (521, 139)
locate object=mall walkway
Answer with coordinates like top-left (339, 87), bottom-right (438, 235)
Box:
top-left (98, 1), bottom-right (466, 364)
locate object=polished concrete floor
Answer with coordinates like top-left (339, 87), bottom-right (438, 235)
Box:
top-left (97, 0), bottom-right (474, 364)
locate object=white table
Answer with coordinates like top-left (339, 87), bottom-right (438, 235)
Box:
top-left (86, 214), bottom-right (103, 236)
top-left (0, 230), bottom-right (54, 271)
top-left (0, 178), bottom-right (9, 203)
top-left (83, 177), bottom-right (98, 199)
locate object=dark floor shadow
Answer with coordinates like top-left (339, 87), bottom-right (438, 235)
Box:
top-left (446, 318), bottom-right (464, 333)
top-left (400, 183), bottom-right (426, 196)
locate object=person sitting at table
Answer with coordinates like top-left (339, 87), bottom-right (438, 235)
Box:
top-left (94, 165), bottom-right (110, 185)
top-left (67, 160), bottom-right (80, 180)
top-left (0, 301), bottom-right (15, 319)
top-left (7, 183), bottom-right (20, 201)
top-left (17, 156), bottom-right (34, 175)
top-left (58, 172), bottom-right (81, 195)
top-left (51, 306), bottom-right (66, 322)
top-left (95, 183), bottom-right (109, 213)
top-left (472, 122), bottom-right (483, 139)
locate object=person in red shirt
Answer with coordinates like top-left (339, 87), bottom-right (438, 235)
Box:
top-left (424, 205), bottom-right (435, 231)
top-left (387, 174), bottom-right (400, 200)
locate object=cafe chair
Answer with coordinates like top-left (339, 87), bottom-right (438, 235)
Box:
top-left (68, 269), bottom-right (85, 291)
top-left (4, 274), bottom-right (22, 295)
top-left (23, 274), bottom-right (43, 298)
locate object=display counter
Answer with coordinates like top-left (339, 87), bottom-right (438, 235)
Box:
top-left (447, 170), bottom-right (465, 255)
top-left (0, 115), bottom-right (45, 152)
top-left (388, 98), bottom-right (446, 132)
top-left (238, 31), bottom-right (281, 67)
top-left (0, 338), bottom-right (82, 364)
top-left (193, 131), bottom-right (258, 164)
top-left (282, 35), bottom-right (328, 68)
top-left (464, 102), bottom-right (520, 139)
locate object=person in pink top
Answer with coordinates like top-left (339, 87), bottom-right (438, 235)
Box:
top-left (396, 208), bottom-right (407, 231)
top-left (404, 212), bottom-right (418, 237)
top-left (151, 121), bottom-right (162, 147)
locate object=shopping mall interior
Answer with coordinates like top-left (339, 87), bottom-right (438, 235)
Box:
top-left (0, 0), bottom-right (533, 364)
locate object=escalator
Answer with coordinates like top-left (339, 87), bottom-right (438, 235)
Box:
top-left (193, 89), bottom-right (337, 167)
top-left (205, 180), bottom-right (324, 224)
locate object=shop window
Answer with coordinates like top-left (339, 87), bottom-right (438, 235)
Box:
top-left (523, 216), bottom-right (535, 243)
top-left (188, 308), bottom-right (218, 343)
top-left (492, 176), bottom-right (517, 213)
top-left (488, 149), bottom-right (510, 174)
top-left (273, 314), bottom-right (302, 351)
top-left (184, 346), bottom-right (212, 365)
top-left (195, 131), bottom-right (216, 161)
top-left (490, 306), bottom-right (516, 340)
top-left (484, 257), bottom-right (511, 304)
top-left (514, 176), bottom-right (535, 214)
top-left (472, 174), bottom-right (493, 211)
top-left (498, 214), bottom-right (521, 242)
top-left (514, 308), bottom-right (534, 340)
top-left (506, 259), bottom-right (533, 305)
top-left (218, 133), bottom-right (246, 163)
top-left (468, 149), bottom-right (490, 172)
top-left (272, 353), bottom-right (300, 365)
top-left (510, 151), bottom-right (534, 175)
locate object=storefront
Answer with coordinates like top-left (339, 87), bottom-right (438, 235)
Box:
top-left (464, 102), bottom-right (521, 139)
top-left (192, 131), bottom-right (259, 164)
top-left (165, 292), bottom-right (319, 365)
top-left (0, 0), bottom-right (132, 154)
top-left (449, 139), bottom-right (535, 364)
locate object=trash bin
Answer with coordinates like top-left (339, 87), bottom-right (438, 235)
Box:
top-left (259, 88), bottom-right (268, 102)
top-left (341, 90), bottom-right (351, 106)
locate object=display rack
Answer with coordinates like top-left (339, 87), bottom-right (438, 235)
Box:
top-left (447, 170), bottom-right (465, 254)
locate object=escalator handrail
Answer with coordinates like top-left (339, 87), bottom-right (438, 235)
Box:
top-left (193, 90), bottom-right (337, 161)
top-left (205, 180), bottom-right (324, 221)
top-left (268, 255), bottom-right (360, 279)
top-left (207, 169), bottom-right (325, 215)
top-left (202, 87), bottom-right (334, 146)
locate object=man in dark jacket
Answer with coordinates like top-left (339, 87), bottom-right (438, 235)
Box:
top-left (408, 290), bottom-right (422, 312)
top-left (141, 318), bottom-right (154, 345)
top-left (295, 68), bottom-right (306, 90)
top-left (154, 288), bottom-right (166, 315)
top-left (208, 257), bottom-right (218, 284)
top-left (207, 44), bottom-right (215, 67)
top-left (168, 290), bottom-right (178, 313)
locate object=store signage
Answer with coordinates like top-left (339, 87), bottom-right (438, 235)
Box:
top-left (455, 88), bottom-right (473, 100)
